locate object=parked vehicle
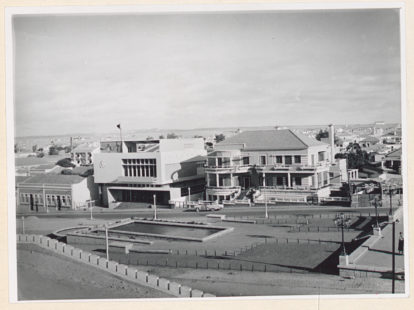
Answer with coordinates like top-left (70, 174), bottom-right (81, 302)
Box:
top-left (186, 200), bottom-right (224, 212)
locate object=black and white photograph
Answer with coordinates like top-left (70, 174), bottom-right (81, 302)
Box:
top-left (6, 2), bottom-right (408, 302)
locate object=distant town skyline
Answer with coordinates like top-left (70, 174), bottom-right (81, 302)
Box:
top-left (14, 9), bottom-right (402, 137)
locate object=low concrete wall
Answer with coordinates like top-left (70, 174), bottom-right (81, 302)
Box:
top-left (169, 282), bottom-right (181, 295)
top-left (108, 261), bottom-right (118, 272)
top-left (89, 254), bottom-right (100, 265)
top-left (16, 234), bottom-right (215, 298)
top-left (147, 274), bottom-right (159, 287)
top-left (179, 285), bottom-right (192, 297)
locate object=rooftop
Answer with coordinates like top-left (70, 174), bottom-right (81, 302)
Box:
top-left (216, 129), bottom-right (327, 151)
top-left (385, 148), bottom-right (402, 159)
top-left (17, 174), bottom-right (85, 185)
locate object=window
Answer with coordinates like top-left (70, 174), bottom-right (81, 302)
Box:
top-left (294, 177), bottom-right (302, 186)
top-left (276, 156), bottom-right (283, 164)
top-left (123, 158), bottom-right (157, 178)
top-left (260, 156), bottom-right (267, 165)
top-left (318, 151), bottom-right (325, 162)
top-left (285, 156), bottom-right (292, 165)
top-left (294, 156), bottom-right (301, 164)
top-left (242, 156), bottom-right (249, 165)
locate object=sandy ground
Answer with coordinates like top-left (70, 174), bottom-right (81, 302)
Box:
top-left (141, 265), bottom-right (405, 296)
top-left (17, 244), bottom-right (171, 300)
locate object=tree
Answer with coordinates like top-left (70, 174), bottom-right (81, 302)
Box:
top-left (215, 134), bottom-right (225, 143)
top-left (56, 158), bottom-right (75, 168)
top-left (159, 135), bottom-right (165, 139)
top-left (315, 130), bottom-right (329, 141)
top-left (49, 146), bottom-right (59, 155)
top-left (344, 143), bottom-right (369, 170)
top-left (167, 133), bottom-right (179, 139)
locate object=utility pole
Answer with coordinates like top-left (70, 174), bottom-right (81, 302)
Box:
top-left (188, 187), bottom-right (191, 203)
top-left (264, 190), bottom-right (268, 219)
top-left (22, 216), bottom-right (25, 234)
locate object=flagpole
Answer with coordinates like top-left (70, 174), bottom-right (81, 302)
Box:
top-left (117, 124), bottom-right (123, 153)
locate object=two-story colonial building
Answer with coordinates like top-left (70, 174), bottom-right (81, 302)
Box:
top-left (94, 138), bottom-right (206, 208)
top-left (205, 129), bottom-right (333, 203)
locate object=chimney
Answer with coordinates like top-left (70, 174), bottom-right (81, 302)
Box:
top-left (328, 124), bottom-right (335, 163)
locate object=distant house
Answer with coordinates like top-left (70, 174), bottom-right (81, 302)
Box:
top-left (382, 131), bottom-right (402, 145)
top-left (360, 136), bottom-right (380, 148)
top-left (382, 148), bottom-right (402, 174)
top-left (16, 174), bottom-right (97, 210)
top-left (71, 144), bottom-right (100, 166)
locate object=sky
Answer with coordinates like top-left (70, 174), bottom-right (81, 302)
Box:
top-left (13, 9), bottom-right (402, 137)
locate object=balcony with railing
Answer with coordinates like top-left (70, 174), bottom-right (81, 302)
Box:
top-left (259, 183), bottom-right (331, 194)
top-left (206, 186), bottom-right (241, 196)
top-left (204, 164), bottom-right (251, 173)
top-left (258, 162), bottom-right (329, 173)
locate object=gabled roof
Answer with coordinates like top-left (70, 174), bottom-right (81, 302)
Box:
top-left (385, 148), bottom-right (402, 159)
top-left (17, 174), bottom-right (85, 185)
top-left (216, 129), bottom-right (326, 151)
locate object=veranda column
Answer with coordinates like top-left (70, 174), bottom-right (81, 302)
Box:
top-left (216, 174), bottom-right (219, 187)
top-left (262, 173), bottom-right (266, 186)
top-left (287, 173), bottom-right (291, 188)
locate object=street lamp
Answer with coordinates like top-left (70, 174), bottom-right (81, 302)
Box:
top-left (334, 213), bottom-right (352, 256)
top-left (388, 184), bottom-right (395, 216)
top-left (188, 187), bottom-right (191, 203)
top-left (264, 189), bottom-right (268, 219)
top-left (387, 217), bottom-right (400, 294)
top-left (153, 194), bottom-right (157, 220)
top-left (105, 224), bottom-right (109, 261)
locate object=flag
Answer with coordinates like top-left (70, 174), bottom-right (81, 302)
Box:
top-left (116, 124), bottom-right (121, 129)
